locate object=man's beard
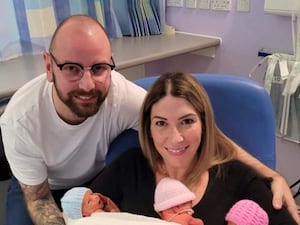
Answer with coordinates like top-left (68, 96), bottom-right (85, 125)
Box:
top-left (53, 73), bottom-right (107, 118)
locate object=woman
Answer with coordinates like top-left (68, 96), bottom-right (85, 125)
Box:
top-left (90, 72), bottom-right (297, 225)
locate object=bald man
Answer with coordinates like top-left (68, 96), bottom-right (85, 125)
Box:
top-left (0, 15), bottom-right (146, 225)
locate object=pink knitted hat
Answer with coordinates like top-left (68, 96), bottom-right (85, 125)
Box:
top-left (154, 177), bottom-right (195, 212)
top-left (225, 199), bottom-right (269, 225)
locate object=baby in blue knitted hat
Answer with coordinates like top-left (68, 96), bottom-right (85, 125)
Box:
top-left (61, 187), bottom-right (120, 219)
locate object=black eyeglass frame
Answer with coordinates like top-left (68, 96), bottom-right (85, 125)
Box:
top-left (49, 52), bottom-right (116, 75)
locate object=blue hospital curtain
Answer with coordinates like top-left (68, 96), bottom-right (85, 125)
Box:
top-left (0, 0), bottom-right (119, 62)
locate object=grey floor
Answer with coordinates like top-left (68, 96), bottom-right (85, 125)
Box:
top-left (0, 180), bottom-right (8, 225)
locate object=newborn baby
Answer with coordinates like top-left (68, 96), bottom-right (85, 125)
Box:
top-left (61, 187), bottom-right (120, 219)
top-left (154, 177), bottom-right (203, 225)
top-left (61, 187), bottom-right (179, 225)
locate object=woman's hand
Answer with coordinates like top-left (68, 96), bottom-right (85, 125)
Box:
top-left (271, 174), bottom-right (300, 225)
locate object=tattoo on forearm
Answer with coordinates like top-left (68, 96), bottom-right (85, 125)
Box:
top-left (20, 181), bottom-right (66, 225)
top-left (31, 198), bottom-right (65, 224)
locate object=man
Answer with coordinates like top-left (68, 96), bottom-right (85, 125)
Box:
top-left (1, 15), bottom-right (146, 224)
top-left (1, 15), bottom-right (299, 225)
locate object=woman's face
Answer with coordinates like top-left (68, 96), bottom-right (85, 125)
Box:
top-left (150, 95), bottom-right (202, 171)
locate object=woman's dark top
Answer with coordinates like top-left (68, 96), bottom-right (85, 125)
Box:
top-left (90, 148), bottom-right (296, 225)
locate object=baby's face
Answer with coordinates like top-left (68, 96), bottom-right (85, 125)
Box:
top-left (82, 190), bottom-right (104, 217)
top-left (160, 201), bottom-right (194, 221)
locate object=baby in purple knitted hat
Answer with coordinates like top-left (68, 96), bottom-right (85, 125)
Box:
top-left (226, 199), bottom-right (269, 225)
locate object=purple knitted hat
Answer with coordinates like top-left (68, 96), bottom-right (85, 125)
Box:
top-left (225, 199), bottom-right (269, 225)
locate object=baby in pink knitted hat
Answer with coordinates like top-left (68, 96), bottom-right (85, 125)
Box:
top-left (154, 178), bottom-right (269, 225)
top-left (154, 177), bottom-right (203, 225)
top-left (226, 199), bottom-right (269, 225)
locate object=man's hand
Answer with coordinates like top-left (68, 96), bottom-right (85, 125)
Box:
top-left (271, 174), bottom-right (300, 225)
top-left (20, 180), bottom-right (66, 225)
top-left (233, 143), bottom-right (300, 224)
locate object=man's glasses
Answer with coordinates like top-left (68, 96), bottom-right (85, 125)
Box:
top-left (49, 52), bottom-right (115, 82)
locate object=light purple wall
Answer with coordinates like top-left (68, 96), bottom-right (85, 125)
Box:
top-left (146, 1), bottom-right (293, 76)
top-left (146, 1), bottom-right (300, 186)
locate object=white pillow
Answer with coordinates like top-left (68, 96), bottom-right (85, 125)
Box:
top-left (64, 212), bottom-right (180, 225)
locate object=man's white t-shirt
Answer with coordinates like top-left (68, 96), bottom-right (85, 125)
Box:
top-left (0, 71), bottom-right (146, 189)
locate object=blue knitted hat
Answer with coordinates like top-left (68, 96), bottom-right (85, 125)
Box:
top-left (61, 187), bottom-right (91, 219)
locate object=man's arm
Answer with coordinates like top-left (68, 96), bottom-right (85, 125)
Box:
top-left (20, 179), bottom-right (66, 225)
top-left (234, 142), bottom-right (300, 225)
top-left (233, 142), bottom-right (276, 177)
